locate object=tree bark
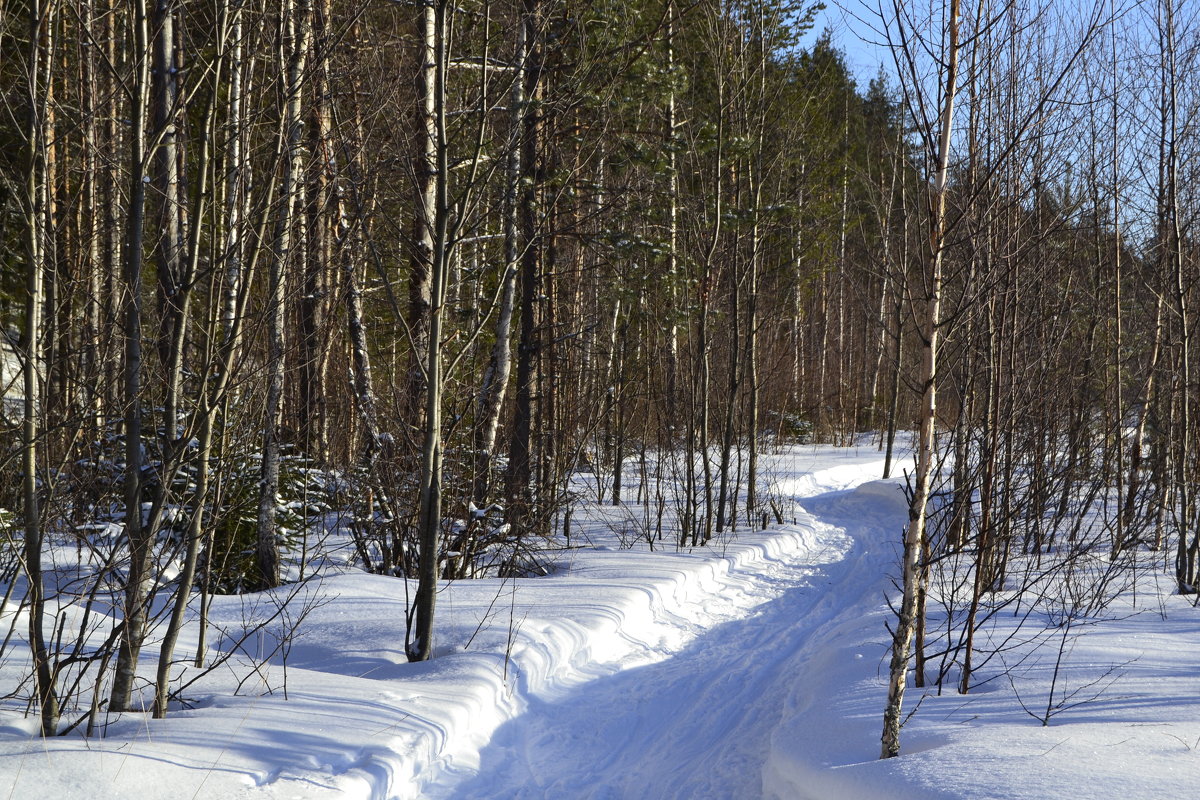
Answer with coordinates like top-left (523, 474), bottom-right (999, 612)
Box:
top-left (409, 0), bottom-right (461, 661)
top-left (110, 0), bottom-right (153, 713)
top-left (23, 0), bottom-right (60, 735)
top-left (256, 0), bottom-right (312, 591)
top-left (472, 20), bottom-right (526, 506)
top-left (506, 0), bottom-right (543, 531)
top-left (881, 0), bottom-right (960, 759)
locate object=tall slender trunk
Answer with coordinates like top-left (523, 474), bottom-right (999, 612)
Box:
top-left (1108, 39), bottom-right (1126, 553)
top-left (298, 0), bottom-right (340, 465)
top-left (1155, 0), bottom-right (1195, 592)
top-left (407, 0), bottom-right (437, 432)
top-left (1122, 298), bottom-right (1163, 536)
top-left (835, 103), bottom-right (851, 439)
top-left (346, 253), bottom-right (380, 464)
top-left (102, 0), bottom-right (123, 418)
top-left (696, 63), bottom-right (724, 546)
top-left (110, 0), bottom-right (153, 713)
top-left (611, 312), bottom-right (627, 507)
top-left (746, 224), bottom-right (760, 526)
top-left (153, 0), bottom-right (186, 443)
top-left (81, 0), bottom-right (103, 434)
top-left (408, 0), bottom-right (453, 662)
top-left (152, 6), bottom-right (230, 716)
top-left (197, 9), bottom-right (252, 666)
top-left (715, 258), bottom-right (741, 535)
top-left (473, 21), bottom-right (525, 505)
top-left (257, 0), bottom-right (312, 590)
top-left (745, 26), bottom-right (765, 524)
top-left (697, 305), bottom-right (713, 544)
top-left (883, 163), bottom-right (909, 480)
top-left (23, 0), bottom-right (60, 736)
top-left (664, 3), bottom-right (680, 419)
top-left (506, 0), bottom-right (543, 529)
top-left (882, 0), bottom-right (959, 759)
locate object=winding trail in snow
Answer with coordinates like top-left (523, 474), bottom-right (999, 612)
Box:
top-left (426, 464), bottom-right (909, 800)
top-left (8, 447), bottom-right (1199, 800)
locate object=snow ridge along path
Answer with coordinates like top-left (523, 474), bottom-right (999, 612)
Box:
top-left (432, 465), bottom-right (902, 796)
top-left (0, 448), bottom-right (900, 800)
top-left (9, 445), bottom-right (1200, 799)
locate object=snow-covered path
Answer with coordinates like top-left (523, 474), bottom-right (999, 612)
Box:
top-left (10, 444), bottom-right (1195, 799)
top-left (0, 448), bottom-right (906, 800)
top-left (428, 470), bottom-right (908, 799)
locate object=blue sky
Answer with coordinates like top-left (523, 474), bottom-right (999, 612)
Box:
top-left (805, 1), bottom-right (893, 85)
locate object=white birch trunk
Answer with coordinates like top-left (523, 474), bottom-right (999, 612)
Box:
top-left (881, 0), bottom-right (960, 758)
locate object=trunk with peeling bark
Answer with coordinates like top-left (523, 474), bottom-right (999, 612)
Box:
top-left (881, 0), bottom-right (959, 759)
top-left (407, 0), bottom-right (438, 435)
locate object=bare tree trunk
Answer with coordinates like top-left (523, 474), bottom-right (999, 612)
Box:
top-left (298, 0), bottom-right (340, 465)
top-left (152, 5), bottom-right (232, 716)
top-left (695, 56), bottom-right (725, 546)
top-left (745, 25), bottom-right (766, 524)
top-left (153, 0), bottom-right (186, 443)
top-left (472, 21), bottom-right (525, 505)
top-left (715, 261), bottom-right (740, 534)
top-left (23, 0), bottom-right (60, 735)
top-left (257, 0), bottom-right (312, 591)
top-left (882, 169), bottom-right (908, 480)
top-left (506, 0), bottom-right (543, 530)
top-left (80, 0), bottom-right (103, 434)
top-left (746, 253), bottom-right (759, 526)
top-left (882, 0), bottom-right (960, 759)
top-left (408, 0), bottom-right (458, 661)
top-left (102, 0), bottom-right (123, 419)
top-left (664, 3), bottom-right (680, 419)
top-left (345, 254), bottom-right (380, 463)
top-left (197, 9), bottom-right (254, 665)
top-left (110, 0), bottom-right (153, 713)
top-left (407, 0), bottom-right (437, 433)
top-left (1122, 298), bottom-right (1163, 536)
top-left (611, 311), bottom-right (627, 507)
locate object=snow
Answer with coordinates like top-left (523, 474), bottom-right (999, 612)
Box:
top-left (0, 336), bottom-right (22, 423)
top-left (2, 443), bottom-right (1199, 799)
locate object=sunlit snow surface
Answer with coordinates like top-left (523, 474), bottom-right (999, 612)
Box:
top-left (2, 442), bottom-right (1198, 799)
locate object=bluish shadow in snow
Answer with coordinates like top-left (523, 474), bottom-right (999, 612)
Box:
top-left (428, 481), bottom-right (917, 800)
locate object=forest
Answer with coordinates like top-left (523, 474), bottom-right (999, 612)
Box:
top-left (0, 0), bottom-right (1198, 770)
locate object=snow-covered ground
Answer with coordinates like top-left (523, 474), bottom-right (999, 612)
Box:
top-left (2, 443), bottom-right (1198, 799)
top-left (0, 335), bottom-right (21, 423)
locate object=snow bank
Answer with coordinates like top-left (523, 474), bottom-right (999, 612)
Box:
top-left (9, 438), bottom-right (1192, 800)
top-left (0, 447), bottom-right (888, 799)
top-left (763, 478), bottom-right (1200, 800)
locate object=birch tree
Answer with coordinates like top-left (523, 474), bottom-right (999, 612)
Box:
top-left (256, 0), bottom-right (313, 591)
top-left (21, 0), bottom-right (60, 736)
top-left (880, 0), bottom-right (960, 759)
